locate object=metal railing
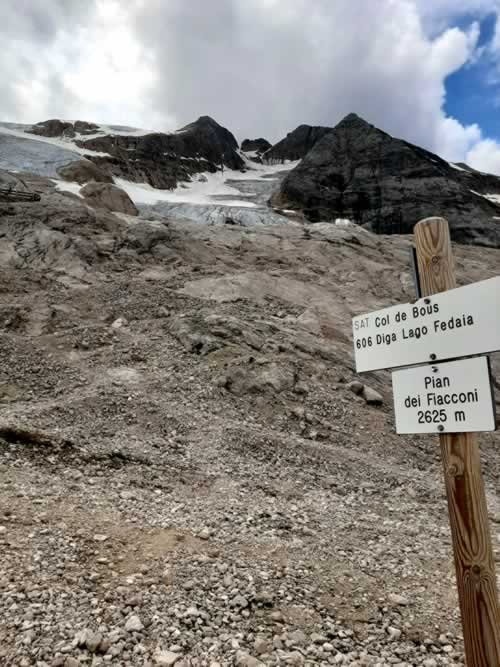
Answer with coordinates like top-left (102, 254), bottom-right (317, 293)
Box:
top-left (0, 186), bottom-right (41, 202)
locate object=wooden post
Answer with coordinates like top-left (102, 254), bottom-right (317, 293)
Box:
top-left (414, 217), bottom-right (500, 666)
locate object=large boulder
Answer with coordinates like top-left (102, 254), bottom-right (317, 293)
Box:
top-left (0, 170), bottom-right (28, 191)
top-left (176, 115), bottom-right (243, 169)
top-left (29, 119), bottom-right (99, 138)
top-left (73, 120), bottom-right (99, 135)
top-left (80, 182), bottom-right (138, 216)
top-left (222, 362), bottom-right (296, 396)
top-left (57, 159), bottom-right (113, 185)
top-left (263, 124), bottom-right (331, 163)
top-left (30, 119), bottom-right (75, 138)
top-left (273, 113), bottom-right (500, 247)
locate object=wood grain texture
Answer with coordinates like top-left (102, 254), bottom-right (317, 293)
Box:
top-left (414, 217), bottom-right (456, 295)
top-left (414, 217), bottom-right (500, 666)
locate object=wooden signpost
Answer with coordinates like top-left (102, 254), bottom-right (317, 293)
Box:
top-left (352, 217), bottom-right (500, 666)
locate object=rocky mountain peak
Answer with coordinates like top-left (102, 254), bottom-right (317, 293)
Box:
top-left (337, 112), bottom-right (369, 125)
top-left (333, 113), bottom-right (390, 139)
top-left (272, 115), bottom-right (500, 246)
top-left (65, 114), bottom-right (245, 189)
top-left (179, 115), bottom-right (219, 131)
top-left (178, 115), bottom-right (238, 150)
top-left (195, 115), bottom-right (220, 126)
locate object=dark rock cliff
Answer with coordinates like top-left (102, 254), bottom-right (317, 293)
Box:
top-left (30, 119), bottom-right (99, 138)
top-left (241, 138), bottom-right (272, 153)
top-left (272, 113), bottom-right (500, 246)
top-left (263, 124), bottom-right (332, 163)
top-left (27, 116), bottom-right (244, 190)
top-left (77, 116), bottom-right (244, 189)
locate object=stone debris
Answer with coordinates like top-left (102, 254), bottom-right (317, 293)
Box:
top-left (0, 162), bottom-right (496, 666)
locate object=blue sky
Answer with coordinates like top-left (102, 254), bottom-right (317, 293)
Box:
top-left (444, 12), bottom-right (499, 144)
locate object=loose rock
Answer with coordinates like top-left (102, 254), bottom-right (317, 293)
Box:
top-left (125, 615), bottom-right (144, 632)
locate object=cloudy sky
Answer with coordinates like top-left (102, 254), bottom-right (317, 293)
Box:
top-left (3, 0), bottom-right (500, 172)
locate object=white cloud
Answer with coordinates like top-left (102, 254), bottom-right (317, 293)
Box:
top-left (467, 138), bottom-right (500, 172)
top-left (435, 117), bottom-right (482, 160)
top-left (3, 0), bottom-right (500, 173)
top-left (0, 0), bottom-right (172, 129)
top-left (415, 0), bottom-right (500, 34)
top-left (130, 0), bottom-right (488, 160)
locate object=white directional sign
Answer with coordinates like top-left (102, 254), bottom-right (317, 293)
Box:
top-left (392, 356), bottom-right (496, 434)
top-left (352, 276), bottom-right (500, 372)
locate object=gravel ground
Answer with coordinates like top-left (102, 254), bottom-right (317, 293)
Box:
top-left (0, 175), bottom-right (499, 666)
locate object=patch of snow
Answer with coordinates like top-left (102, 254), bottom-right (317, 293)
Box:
top-left (52, 179), bottom-right (83, 197)
top-left (141, 202), bottom-right (299, 228)
top-left (449, 162), bottom-right (469, 172)
top-left (76, 124), bottom-right (160, 141)
top-left (470, 191), bottom-right (500, 205)
top-left (0, 120), bottom-right (159, 141)
top-left (0, 132), bottom-right (79, 177)
top-left (233, 174), bottom-right (279, 183)
top-left (484, 193), bottom-right (500, 203)
top-left (0, 121), bottom-right (31, 131)
top-left (115, 159), bottom-right (296, 208)
top-left (335, 218), bottom-right (353, 226)
top-left (236, 153), bottom-right (300, 180)
top-left (97, 124), bottom-right (155, 137)
top-left (115, 172), bottom-right (257, 208)
top-left (0, 125), bottom-right (112, 158)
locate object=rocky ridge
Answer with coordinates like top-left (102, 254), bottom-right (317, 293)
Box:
top-left (241, 139), bottom-right (273, 163)
top-left (76, 116), bottom-right (245, 190)
top-left (4, 113), bottom-right (500, 247)
top-left (272, 114), bottom-right (500, 246)
top-left (31, 119), bottom-right (100, 138)
top-left (12, 116), bottom-right (245, 192)
top-left (263, 125), bottom-right (331, 164)
top-left (241, 139), bottom-right (272, 154)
